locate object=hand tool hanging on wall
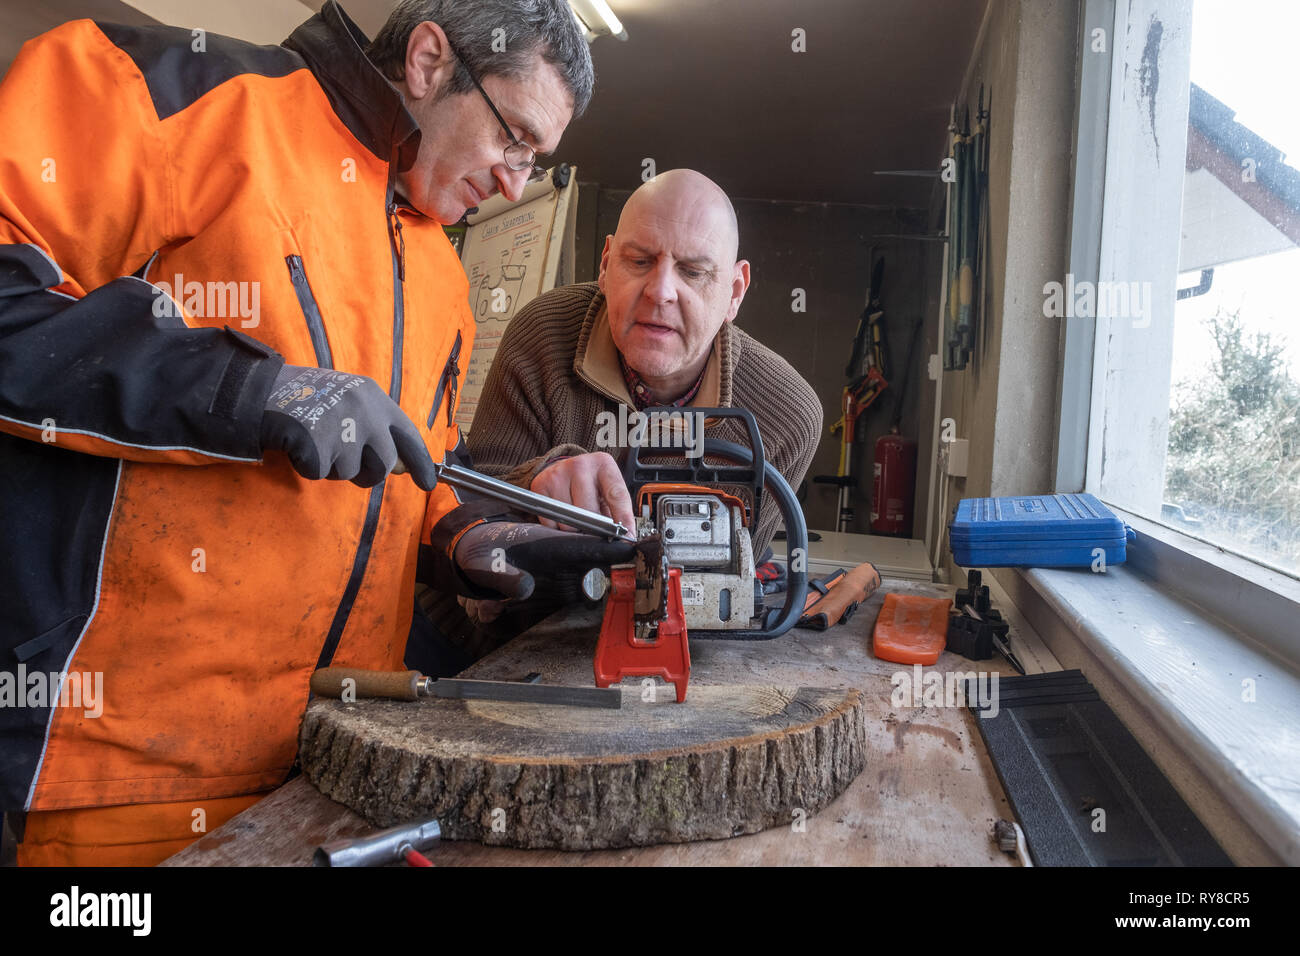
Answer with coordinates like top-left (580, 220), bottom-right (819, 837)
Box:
top-left (943, 85), bottom-right (990, 371)
top-left (845, 257), bottom-right (889, 380)
top-left (946, 104), bottom-right (973, 369)
top-left (816, 258), bottom-right (891, 532)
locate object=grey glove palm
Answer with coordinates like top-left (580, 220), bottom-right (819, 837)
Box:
top-left (455, 522), bottom-right (636, 601)
top-left (259, 365), bottom-right (437, 490)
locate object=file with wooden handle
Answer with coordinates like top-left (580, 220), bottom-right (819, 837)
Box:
top-left (310, 667), bottom-right (622, 709)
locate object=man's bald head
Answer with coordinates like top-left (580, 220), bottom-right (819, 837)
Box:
top-left (598, 169), bottom-right (751, 398)
top-left (616, 169), bottom-right (740, 266)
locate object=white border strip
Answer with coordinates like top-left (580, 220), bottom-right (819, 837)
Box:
top-left (0, 412), bottom-right (259, 462)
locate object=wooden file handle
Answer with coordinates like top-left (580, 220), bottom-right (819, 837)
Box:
top-left (310, 667), bottom-right (423, 702)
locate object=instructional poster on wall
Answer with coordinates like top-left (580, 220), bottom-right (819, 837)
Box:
top-left (456, 168), bottom-right (578, 434)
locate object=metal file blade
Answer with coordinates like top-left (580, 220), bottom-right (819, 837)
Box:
top-left (430, 678), bottom-right (622, 709)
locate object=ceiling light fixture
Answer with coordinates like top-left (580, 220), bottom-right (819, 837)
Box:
top-left (568, 0), bottom-right (628, 42)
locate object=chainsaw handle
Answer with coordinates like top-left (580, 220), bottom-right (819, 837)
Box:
top-left (621, 406), bottom-right (766, 532)
top-left (689, 438), bottom-right (808, 641)
top-left (618, 416), bottom-right (808, 641)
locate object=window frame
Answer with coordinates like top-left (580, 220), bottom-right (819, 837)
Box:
top-left (1057, 0), bottom-right (1300, 649)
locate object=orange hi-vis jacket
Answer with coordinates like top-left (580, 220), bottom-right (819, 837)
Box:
top-left (0, 3), bottom-right (474, 813)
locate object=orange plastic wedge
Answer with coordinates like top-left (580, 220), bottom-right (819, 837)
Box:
top-left (871, 593), bottom-right (953, 665)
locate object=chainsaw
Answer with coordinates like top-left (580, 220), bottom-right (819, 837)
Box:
top-left (588, 407), bottom-right (809, 702)
top-left (430, 408), bottom-right (808, 705)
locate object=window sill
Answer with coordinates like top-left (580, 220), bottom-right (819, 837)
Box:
top-left (1108, 506), bottom-right (1300, 665)
top-left (993, 554), bottom-right (1300, 865)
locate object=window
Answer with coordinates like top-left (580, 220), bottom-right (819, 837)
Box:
top-left (1164, 3), bottom-right (1300, 575)
top-left (1072, 0), bottom-right (1300, 581)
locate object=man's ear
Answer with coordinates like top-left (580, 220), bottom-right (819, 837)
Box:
top-left (725, 259), bottom-right (751, 322)
top-left (404, 21), bottom-right (456, 102)
top-left (596, 236), bottom-right (614, 293)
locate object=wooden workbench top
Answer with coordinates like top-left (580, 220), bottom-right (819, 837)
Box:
top-left (165, 577), bottom-right (1051, 866)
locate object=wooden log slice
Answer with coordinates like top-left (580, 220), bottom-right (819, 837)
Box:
top-left (299, 684), bottom-right (867, 850)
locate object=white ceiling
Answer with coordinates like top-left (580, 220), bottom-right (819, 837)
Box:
top-left (314, 0), bottom-right (989, 208)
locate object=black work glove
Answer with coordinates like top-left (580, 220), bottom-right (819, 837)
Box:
top-left (259, 365), bottom-right (437, 490)
top-left (454, 522), bottom-right (636, 602)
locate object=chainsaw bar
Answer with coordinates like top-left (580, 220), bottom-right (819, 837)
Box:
top-left (632, 532), bottom-right (668, 628)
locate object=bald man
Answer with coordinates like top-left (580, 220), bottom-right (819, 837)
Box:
top-left (412, 170), bottom-right (821, 665)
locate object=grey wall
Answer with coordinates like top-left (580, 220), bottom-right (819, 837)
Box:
top-left (578, 185), bottom-right (937, 535)
top-left (0, 0), bottom-right (155, 74)
top-left (932, 0), bottom-right (1078, 580)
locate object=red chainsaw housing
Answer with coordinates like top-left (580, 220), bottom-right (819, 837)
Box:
top-left (593, 566), bottom-right (690, 702)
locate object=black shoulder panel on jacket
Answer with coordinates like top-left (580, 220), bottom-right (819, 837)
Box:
top-left (281, 2), bottom-right (421, 169)
top-left (95, 22), bottom-right (304, 121)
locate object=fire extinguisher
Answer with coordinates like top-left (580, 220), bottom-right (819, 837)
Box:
top-left (871, 301), bottom-right (924, 537)
top-left (871, 432), bottom-right (916, 536)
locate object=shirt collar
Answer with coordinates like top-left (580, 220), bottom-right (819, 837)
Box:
top-left (618, 353), bottom-right (706, 410)
top-left (574, 290), bottom-right (729, 409)
top-left (281, 1), bottom-right (422, 171)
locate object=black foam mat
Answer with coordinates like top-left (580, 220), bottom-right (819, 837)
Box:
top-left (967, 670), bottom-right (1234, 866)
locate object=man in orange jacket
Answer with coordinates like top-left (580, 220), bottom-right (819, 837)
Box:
top-left (0, 1), bottom-right (627, 865)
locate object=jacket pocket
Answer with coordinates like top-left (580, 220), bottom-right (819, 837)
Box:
top-left (427, 330), bottom-right (463, 429)
top-left (285, 255), bottom-right (333, 368)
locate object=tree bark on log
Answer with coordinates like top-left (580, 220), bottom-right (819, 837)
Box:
top-left (299, 684), bottom-right (867, 850)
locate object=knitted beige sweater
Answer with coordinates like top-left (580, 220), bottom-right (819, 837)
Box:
top-left (466, 282), bottom-right (823, 560)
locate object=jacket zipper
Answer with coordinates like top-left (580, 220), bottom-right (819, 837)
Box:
top-left (388, 201), bottom-right (406, 284)
top-left (285, 255), bottom-right (333, 368)
top-left (427, 330), bottom-right (462, 429)
top-left (385, 198), bottom-right (406, 399)
top-left (313, 181), bottom-right (408, 672)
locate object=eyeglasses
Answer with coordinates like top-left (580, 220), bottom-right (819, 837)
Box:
top-left (449, 43), bottom-right (548, 185)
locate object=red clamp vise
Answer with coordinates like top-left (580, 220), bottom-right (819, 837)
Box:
top-left (593, 546), bottom-right (691, 702)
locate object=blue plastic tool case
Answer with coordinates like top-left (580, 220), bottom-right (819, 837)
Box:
top-left (949, 493), bottom-right (1134, 568)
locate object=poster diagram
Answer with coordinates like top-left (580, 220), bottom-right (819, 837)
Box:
top-left (454, 172), bottom-right (577, 434)
top-left (473, 262), bottom-right (527, 318)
